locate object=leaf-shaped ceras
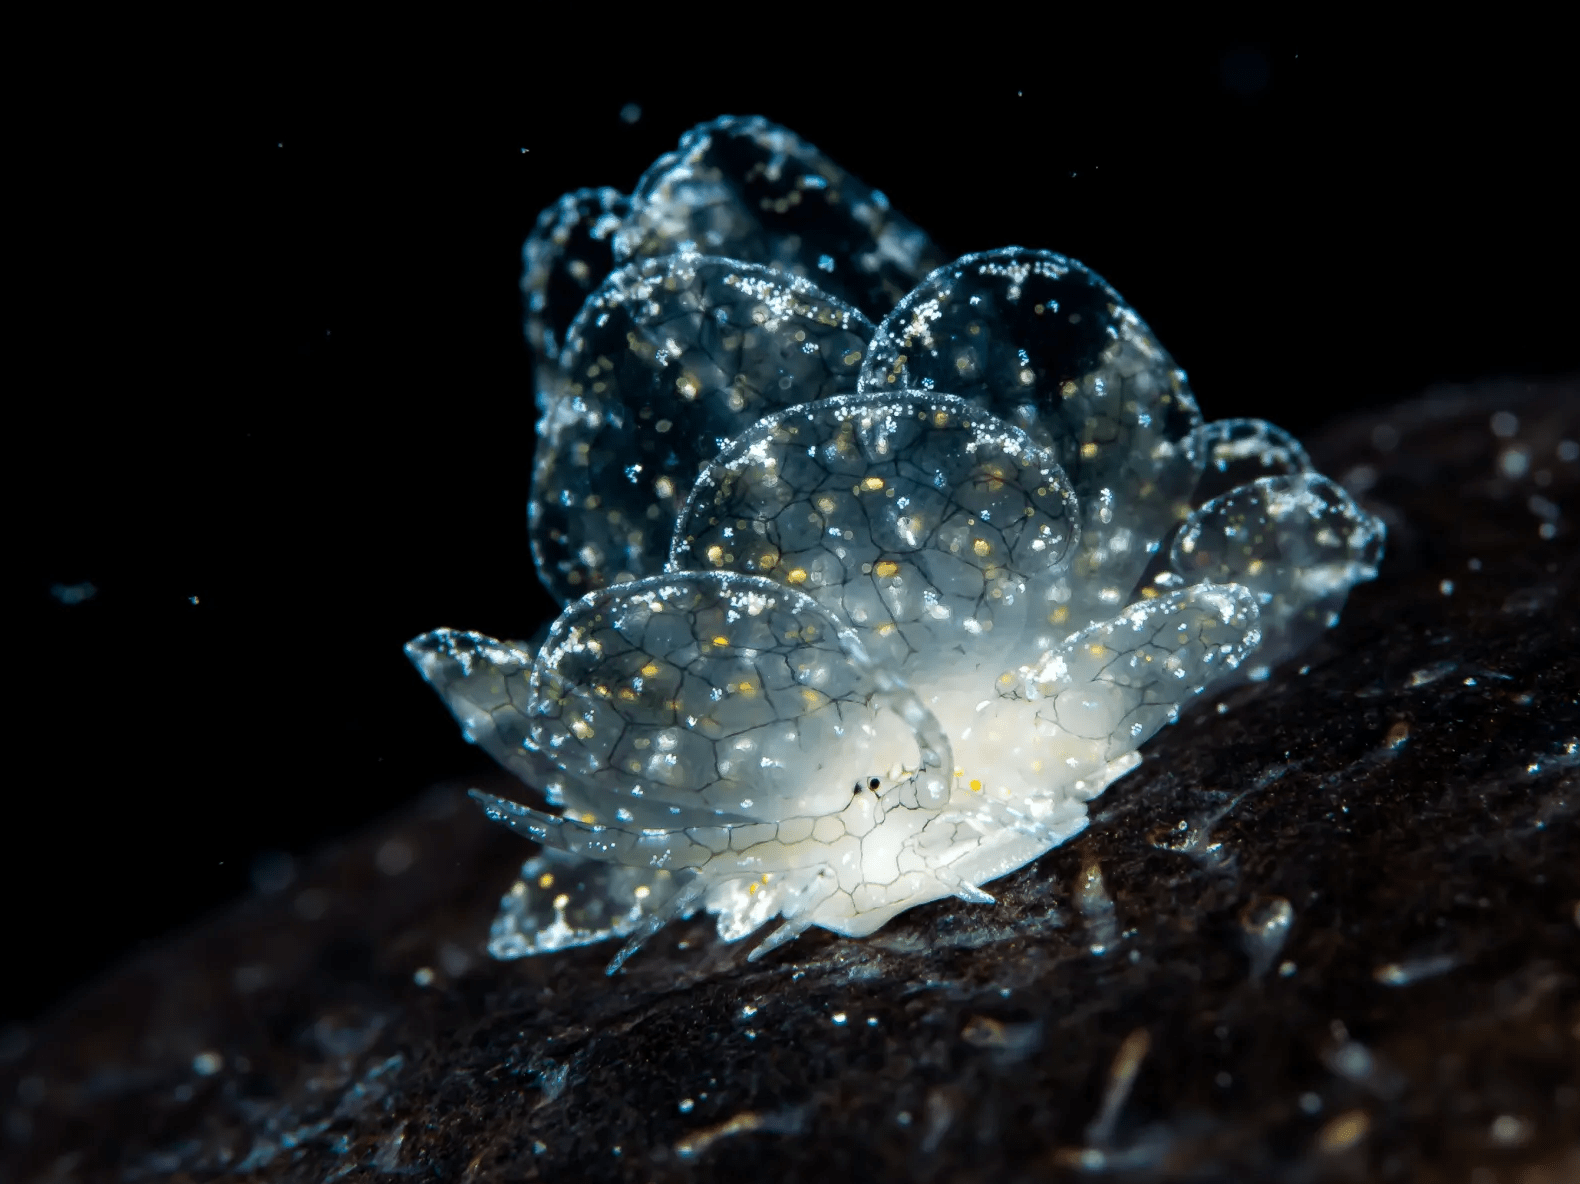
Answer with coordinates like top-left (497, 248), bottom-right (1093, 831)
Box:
top-left (531, 254), bottom-right (874, 603)
top-left (614, 114), bottom-right (946, 316)
top-left (526, 570), bottom-right (952, 817)
top-left (1168, 471), bottom-right (1384, 676)
top-left (859, 248), bottom-right (1205, 626)
top-left (520, 187), bottom-right (630, 374)
top-left (468, 571), bottom-right (964, 963)
top-left (670, 391), bottom-right (1079, 678)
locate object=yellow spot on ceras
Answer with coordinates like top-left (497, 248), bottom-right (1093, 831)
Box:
top-left (862, 476), bottom-right (885, 491)
top-left (1247, 558), bottom-right (1266, 576)
top-left (634, 884), bottom-right (651, 900)
top-left (640, 662), bottom-right (660, 677)
top-left (815, 495), bottom-right (838, 515)
top-left (654, 476), bottom-right (676, 500)
top-left (972, 538), bottom-right (992, 557)
top-left (570, 719), bottom-right (594, 740)
top-left (874, 560), bottom-right (900, 578)
top-left (1088, 644), bottom-right (1108, 657)
top-left (537, 873), bottom-right (554, 889)
top-left (711, 635), bottom-right (730, 647)
top-left (675, 373), bottom-right (700, 400)
top-left (1049, 605), bottom-right (1070, 624)
top-left (1080, 442), bottom-right (1099, 459)
top-left (786, 568), bottom-right (809, 585)
top-left (969, 779), bottom-right (983, 792)
top-left (553, 893), bottom-right (571, 909)
top-left (706, 544), bottom-right (725, 565)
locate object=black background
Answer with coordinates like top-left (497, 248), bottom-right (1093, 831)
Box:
top-left (12, 38), bottom-right (1575, 1024)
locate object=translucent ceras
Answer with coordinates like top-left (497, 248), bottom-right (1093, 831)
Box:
top-left (407, 115), bottom-right (1385, 972)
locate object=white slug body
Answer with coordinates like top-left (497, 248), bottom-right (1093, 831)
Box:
top-left (407, 116), bottom-right (1385, 971)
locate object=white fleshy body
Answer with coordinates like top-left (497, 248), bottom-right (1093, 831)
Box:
top-left (407, 116), bottom-right (1385, 972)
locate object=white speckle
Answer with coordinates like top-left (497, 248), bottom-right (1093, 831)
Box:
top-left (831, 1012), bottom-right (847, 1025)
top-left (679, 1098), bottom-right (695, 1113)
top-left (1439, 579), bottom-right (1454, 596)
top-left (1373, 953), bottom-right (1456, 986)
top-left (413, 966), bottom-right (436, 987)
top-left (1489, 1114), bottom-right (1531, 1147)
top-left (376, 838), bottom-right (415, 876)
top-left (192, 1051), bottom-right (223, 1077)
top-left (1489, 410), bottom-right (1520, 438)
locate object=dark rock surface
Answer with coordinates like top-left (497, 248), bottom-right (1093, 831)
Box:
top-left (4, 381), bottom-right (1576, 1183)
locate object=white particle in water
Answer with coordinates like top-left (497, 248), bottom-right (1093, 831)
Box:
top-left (1490, 411), bottom-right (1519, 438)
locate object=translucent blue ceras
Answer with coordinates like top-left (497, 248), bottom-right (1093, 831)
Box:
top-left (407, 115), bottom-right (1385, 972)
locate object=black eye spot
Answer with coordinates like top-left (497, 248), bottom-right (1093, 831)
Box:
top-left (868, 777), bottom-right (881, 791)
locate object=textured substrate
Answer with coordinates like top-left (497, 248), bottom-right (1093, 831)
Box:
top-left (3, 379), bottom-right (1576, 1183)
